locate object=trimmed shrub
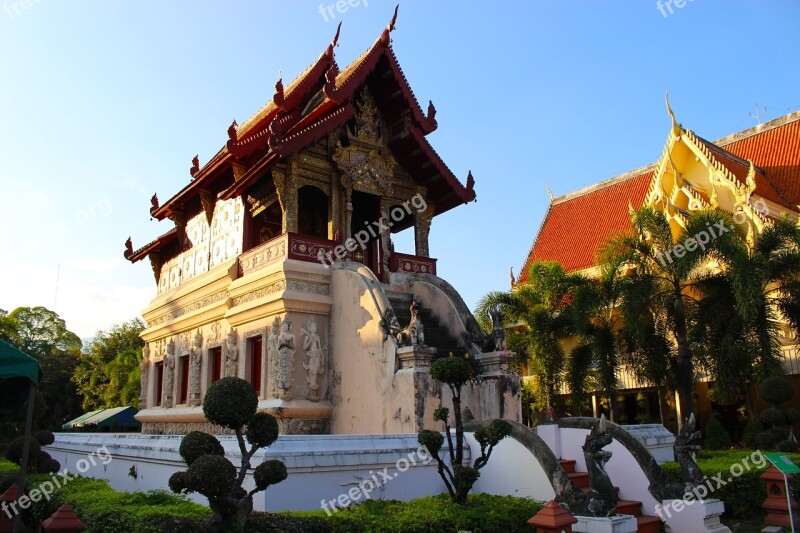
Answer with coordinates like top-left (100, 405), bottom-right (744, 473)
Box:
top-left (742, 417), bottom-right (763, 449)
top-left (253, 460), bottom-right (287, 491)
top-left (178, 431), bottom-right (224, 467)
top-left (202, 377), bottom-right (258, 430)
top-left (704, 416), bottom-right (731, 450)
top-left (34, 430), bottom-right (55, 446)
top-left (5, 436), bottom-right (41, 471)
top-left (761, 376), bottom-right (793, 406)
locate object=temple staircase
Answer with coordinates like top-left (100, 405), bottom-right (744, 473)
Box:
top-left (558, 459), bottom-right (663, 533)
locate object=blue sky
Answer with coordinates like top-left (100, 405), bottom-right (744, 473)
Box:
top-left (1, 1), bottom-right (798, 338)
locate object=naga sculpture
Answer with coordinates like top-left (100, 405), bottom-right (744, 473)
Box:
top-left (656, 413), bottom-right (706, 499)
top-left (558, 415), bottom-right (617, 517)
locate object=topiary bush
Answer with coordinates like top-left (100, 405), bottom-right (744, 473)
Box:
top-left (170, 377), bottom-right (286, 533)
top-left (704, 415), bottom-right (731, 450)
top-left (742, 417), bottom-right (763, 449)
top-left (756, 375), bottom-right (798, 451)
top-left (418, 354), bottom-right (511, 505)
top-left (4, 432), bottom-right (60, 474)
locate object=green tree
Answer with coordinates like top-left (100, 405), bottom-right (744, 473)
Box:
top-left (0, 307), bottom-right (83, 430)
top-left (602, 207), bottom-right (743, 419)
top-left (476, 261), bottom-right (583, 409)
top-left (73, 319), bottom-right (144, 410)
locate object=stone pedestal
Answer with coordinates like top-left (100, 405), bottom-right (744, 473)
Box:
top-left (573, 514), bottom-right (638, 533)
top-left (397, 345), bottom-right (437, 369)
top-left (662, 498), bottom-right (731, 533)
top-left (476, 350), bottom-right (514, 376)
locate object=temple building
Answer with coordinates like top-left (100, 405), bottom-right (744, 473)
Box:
top-left (125, 13), bottom-right (520, 435)
top-left (519, 105), bottom-right (800, 423)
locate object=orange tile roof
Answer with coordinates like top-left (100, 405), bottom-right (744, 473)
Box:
top-left (519, 169), bottom-right (654, 280)
top-left (717, 114), bottom-right (800, 208)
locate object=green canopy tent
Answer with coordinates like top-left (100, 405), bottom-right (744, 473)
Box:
top-left (0, 339), bottom-right (42, 533)
top-left (62, 406), bottom-right (140, 431)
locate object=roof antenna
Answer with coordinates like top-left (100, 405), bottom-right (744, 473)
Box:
top-left (749, 103), bottom-right (766, 125)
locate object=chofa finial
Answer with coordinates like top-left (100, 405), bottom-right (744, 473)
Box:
top-left (665, 91), bottom-right (680, 135)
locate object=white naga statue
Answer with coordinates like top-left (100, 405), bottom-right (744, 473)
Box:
top-left (189, 331), bottom-right (203, 405)
top-left (276, 316), bottom-right (295, 400)
top-left (163, 339), bottom-right (176, 408)
top-left (139, 344), bottom-right (150, 406)
top-left (224, 330), bottom-right (239, 377)
top-left (268, 316), bottom-right (281, 399)
top-left (302, 316), bottom-right (324, 402)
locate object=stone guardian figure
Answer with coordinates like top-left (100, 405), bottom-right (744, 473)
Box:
top-left (277, 316), bottom-right (296, 400)
top-left (268, 316), bottom-right (281, 399)
top-left (224, 330), bottom-right (239, 377)
top-left (302, 316), bottom-right (324, 402)
top-left (162, 340), bottom-right (176, 408)
top-left (189, 331), bottom-right (203, 405)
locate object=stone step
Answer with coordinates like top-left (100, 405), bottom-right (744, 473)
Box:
top-left (636, 515), bottom-right (664, 533)
top-left (568, 471), bottom-right (590, 489)
top-left (616, 500), bottom-right (642, 516)
top-left (559, 459), bottom-right (577, 473)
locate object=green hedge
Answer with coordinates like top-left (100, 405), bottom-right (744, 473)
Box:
top-left (0, 460), bottom-right (541, 532)
top-left (661, 450), bottom-right (800, 518)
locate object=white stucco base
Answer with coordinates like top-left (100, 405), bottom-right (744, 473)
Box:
top-left (50, 433), bottom-right (446, 512)
top-left (573, 514), bottom-right (638, 533)
top-left (661, 498), bottom-right (731, 533)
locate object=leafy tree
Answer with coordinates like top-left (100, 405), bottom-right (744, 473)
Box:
top-left (73, 319), bottom-right (144, 410)
top-left (418, 355), bottom-right (511, 505)
top-left (602, 207), bottom-right (743, 419)
top-left (0, 306), bottom-right (83, 430)
top-left (476, 261), bottom-right (583, 409)
top-left (169, 377), bottom-right (286, 532)
top-left (703, 415), bottom-right (732, 450)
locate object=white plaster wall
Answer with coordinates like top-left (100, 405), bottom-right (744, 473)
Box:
top-left (50, 433), bottom-right (445, 512)
top-left (465, 432), bottom-right (556, 502)
top-left (556, 427), bottom-right (661, 515)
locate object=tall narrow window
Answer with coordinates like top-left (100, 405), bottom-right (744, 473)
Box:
top-left (155, 361), bottom-right (164, 406)
top-left (248, 337), bottom-right (263, 396)
top-left (210, 347), bottom-right (222, 384)
top-left (179, 355), bottom-right (190, 404)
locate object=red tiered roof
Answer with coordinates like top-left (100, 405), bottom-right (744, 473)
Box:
top-left (127, 9), bottom-right (475, 264)
top-left (718, 113), bottom-right (800, 208)
top-left (519, 112), bottom-right (800, 279)
top-left (518, 169), bottom-right (654, 281)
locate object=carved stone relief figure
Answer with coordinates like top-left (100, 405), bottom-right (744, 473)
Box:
top-left (267, 316), bottom-right (281, 399)
top-left (189, 331), bottom-right (203, 405)
top-left (162, 340), bottom-right (176, 408)
top-left (302, 316), bottom-right (324, 402)
top-left (277, 316), bottom-right (295, 400)
top-left (224, 330), bottom-right (239, 377)
top-left (139, 344), bottom-right (150, 407)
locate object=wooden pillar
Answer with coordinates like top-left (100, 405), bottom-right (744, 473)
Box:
top-left (343, 188), bottom-right (353, 259)
top-left (379, 199), bottom-right (392, 281)
top-left (591, 393), bottom-right (599, 418)
top-left (414, 201), bottom-right (434, 258)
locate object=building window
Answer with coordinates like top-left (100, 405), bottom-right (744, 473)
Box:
top-left (248, 336), bottom-right (263, 396)
top-left (209, 347), bottom-right (222, 384)
top-left (155, 361), bottom-right (164, 406)
top-left (179, 355), bottom-right (190, 405)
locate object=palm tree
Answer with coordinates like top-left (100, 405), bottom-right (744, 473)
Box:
top-left (476, 261), bottom-right (584, 410)
top-left (602, 206), bottom-right (744, 420)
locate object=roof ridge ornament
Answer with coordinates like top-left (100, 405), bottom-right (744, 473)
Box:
top-left (546, 179), bottom-right (554, 204)
top-left (273, 74), bottom-right (286, 111)
top-left (227, 120), bottom-right (238, 143)
top-left (379, 5), bottom-right (399, 47)
top-left (190, 155), bottom-right (200, 178)
top-left (326, 21), bottom-right (342, 60)
top-left (665, 91), bottom-right (680, 136)
top-left (466, 171), bottom-right (475, 193)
